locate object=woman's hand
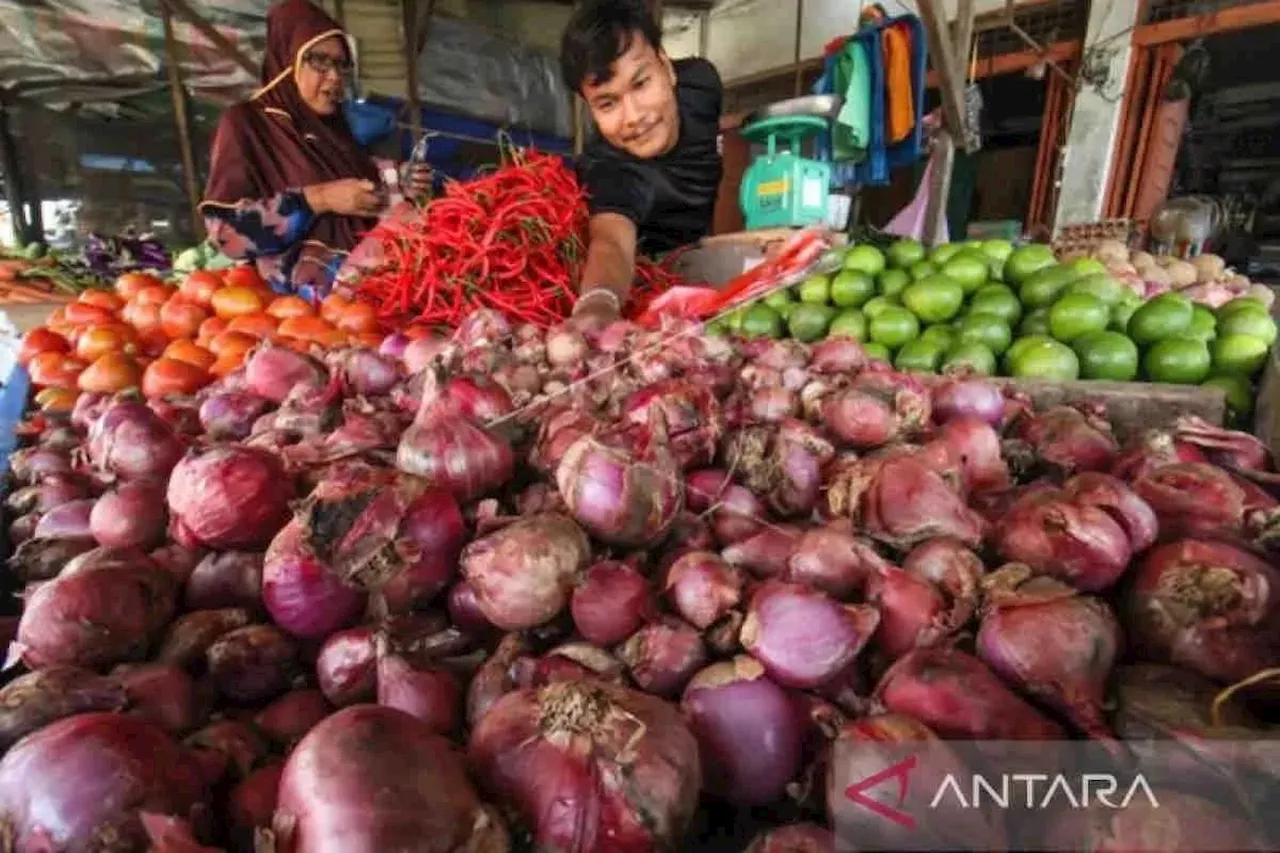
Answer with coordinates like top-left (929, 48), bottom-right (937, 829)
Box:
top-left (304, 179), bottom-right (383, 217)
top-left (402, 164), bottom-right (433, 199)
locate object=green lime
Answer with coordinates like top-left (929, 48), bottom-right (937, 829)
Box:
top-left (828, 309), bottom-right (869, 341)
top-left (1217, 309), bottom-right (1277, 346)
top-left (886, 239), bottom-right (926, 269)
top-left (1073, 331), bottom-right (1139, 381)
top-left (774, 302), bottom-right (796, 321)
top-left (1004, 244), bottom-right (1058, 286)
top-left (1049, 292), bottom-right (1110, 343)
top-left (929, 243), bottom-right (963, 267)
top-left (764, 288), bottom-right (794, 310)
top-left (831, 270), bottom-right (876, 308)
top-left (902, 276), bottom-right (965, 323)
top-left (862, 296), bottom-right (899, 319)
top-left (1143, 337), bottom-right (1211, 384)
top-left (981, 239), bottom-right (1014, 264)
top-left (796, 275), bottom-right (830, 305)
top-left (920, 324), bottom-right (957, 351)
top-left (909, 260), bottom-right (938, 281)
top-left (1065, 274), bottom-right (1125, 306)
top-left (1019, 307), bottom-right (1052, 337)
top-left (1127, 294), bottom-right (1194, 346)
top-left (969, 285), bottom-right (1022, 326)
top-left (1111, 301), bottom-right (1140, 333)
top-left (1202, 374), bottom-right (1255, 422)
top-left (1186, 305), bottom-right (1218, 342)
top-left (942, 341), bottom-right (998, 376)
top-left (870, 306), bottom-right (921, 350)
top-left (788, 303), bottom-right (836, 342)
top-left (705, 318), bottom-right (728, 337)
top-left (844, 244), bottom-right (887, 277)
top-left (1006, 334), bottom-right (1055, 369)
top-left (1020, 264), bottom-right (1078, 309)
top-left (941, 252), bottom-right (990, 296)
top-left (1211, 334), bottom-right (1270, 376)
top-left (863, 342), bottom-right (892, 362)
top-left (1217, 297), bottom-right (1270, 321)
top-left (876, 268), bottom-right (911, 299)
top-left (895, 339), bottom-right (945, 374)
top-left (741, 304), bottom-right (784, 339)
top-left (956, 312), bottom-right (1013, 356)
top-left (1009, 337), bottom-right (1080, 381)
top-left (726, 307), bottom-right (747, 332)
top-left (1066, 257), bottom-right (1108, 277)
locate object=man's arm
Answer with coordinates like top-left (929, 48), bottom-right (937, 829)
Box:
top-left (573, 212), bottom-right (638, 325)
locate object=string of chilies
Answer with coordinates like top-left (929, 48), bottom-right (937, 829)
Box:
top-left (352, 147), bottom-right (687, 329)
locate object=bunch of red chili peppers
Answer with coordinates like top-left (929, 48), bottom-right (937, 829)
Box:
top-left (351, 147), bottom-right (686, 328)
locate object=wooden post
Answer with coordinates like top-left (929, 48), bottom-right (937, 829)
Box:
top-left (0, 99), bottom-right (31, 244)
top-left (402, 0), bottom-right (423, 146)
top-left (916, 0), bottom-right (968, 144)
top-left (922, 132), bottom-right (955, 246)
top-left (918, 0), bottom-right (975, 244)
top-left (161, 2), bottom-right (204, 238)
top-left (792, 0), bottom-right (806, 96)
top-left (161, 0), bottom-right (257, 78)
top-left (333, 0), bottom-right (346, 27)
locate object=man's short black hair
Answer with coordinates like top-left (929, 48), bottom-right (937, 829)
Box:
top-left (560, 0), bottom-right (663, 93)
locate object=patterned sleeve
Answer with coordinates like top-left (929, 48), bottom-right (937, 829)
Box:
top-left (202, 189), bottom-right (315, 260)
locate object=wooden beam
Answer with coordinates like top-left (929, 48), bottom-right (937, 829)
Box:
top-left (792, 0), bottom-right (806, 96)
top-left (0, 100), bottom-right (32, 244)
top-left (333, 0), bottom-right (346, 28)
top-left (1132, 0), bottom-right (1280, 46)
top-left (160, 2), bottom-right (203, 238)
top-left (401, 0), bottom-right (423, 144)
top-left (923, 132), bottom-right (955, 246)
top-left (916, 0), bottom-right (967, 141)
top-left (160, 0), bottom-right (257, 78)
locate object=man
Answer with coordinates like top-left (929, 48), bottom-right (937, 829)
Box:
top-left (560, 0), bottom-right (724, 330)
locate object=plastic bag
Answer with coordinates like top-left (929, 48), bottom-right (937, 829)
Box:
top-left (882, 150), bottom-right (948, 243)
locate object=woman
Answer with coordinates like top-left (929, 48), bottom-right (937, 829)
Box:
top-left (201, 0), bottom-right (427, 296)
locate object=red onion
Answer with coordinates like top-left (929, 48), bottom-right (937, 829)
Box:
top-left (901, 537), bottom-right (984, 631)
top-left (557, 418), bottom-right (684, 547)
top-left (1043, 790), bottom-right (1265, 852)
top-left (314, 625), bottom-right (377, 706)
top-left (847, 456), bottom-right (987, 551)
top-left (664, 551), bottom-right (743, 629)
top-left (874, 646), bottom-right (1064, 739)
top-left (198, 392), bottom-right (271, 441)
top-left (932, 376), bottom-right (1004, 426)
top-left (1061, 471), bottom-right (1158, 552)
top-left (186, 719), bottom-right (270, 783)
top-left (167, 446), bottom-right (292, 550)
top-left (90, 481), bottom-right (166, 549)
top-left (335, 348), bottom-right (400, 396)
top-left (618, 617), bottom-right (708, 697)
top-left (229, 763), bottom-right (283, 853)
top-left (545, 324), bottom-right (588, 368)
top-left (396, 367), bottom-right (515, 502)
top-left (1131, 462), bottom-right (1250, 539)
top-left (865, 563), bottom-right (950, 663)
top-left (460, 513), bottom-right (590, 630)
top-left (377, 643), bottom-right (462, 735)
top-left (722, 421), bottom-right (835, 519)
top-left (680, 656), bottom-right (804, 806)
top-left (734, 386), bottom-right (799, 424)
top-left (0, 666), bottom-right (128, 750)
top-left (140, 813), bottom-right (220, 853)
top-left (623, 378), bottom-right (725, 469)
top-left (570, 561), bottom-right (653, 646)
top-left (274, 705), bottom-right (509, 852)
top-left (32, 497), bottom-right (94, 539)
top-left (721, 524), bottom-right (801, 578)
top-left (810, 372), bottom-right (930, 449)
top-left (16, 549), bottom-right (176, 669)
top-left (7, 513), bottom-right (38, 548)
top-left (443, 373), bottom-right (515, 422)
top-left (744, 824), bottom-right (835, 853)
top-left (447, 582), bottom-right (495, 636)
top-left (710, 483), bottom-right (768, 546)
top-left (35, 425), bottom-right (80, 452)
top-left (244, 343), bottom-right (326, 404)
top-left (785, 525), bottom-right (888, 599)
top-left (684, 468), bottom-right (732, 514)
top-left (530, 404), bottom-right (598, 475)
top-left (147, 397), bottom-right (202, 436)
top-left (378, 331), bottom-right (411, 359)
top-left (70, 390), bottom-right (109, 431)
top-left (466, 633), bottom-right (528, 727)
top-left (469, 680), bottom-right (699, 852)
top-left (1112, 664), bottom-right (1263, 745)
top-left (401, 334), bottom-right (451, 374)
top-left (809, 336), bottom-right (868, 374)
top-left (993, 488), bottom-right (1132, 592)
top-left (112, 662), bottom-right (201, 736)
top-left (977, 565), bottom-right (1120, 739)
top-left (87, 398), bottom-right (185, 482)
top-left (513, 642), bottom-right (626, 688)
top-left (1175, 415), bottom-right (1272, 472)
top-left (1011, 403), bottom-right (1118, 476)
top-left (7, 536), bottom-right (95, 583)
top-left (262, 518), bottom-right (366, 640)
top-left (206, 624), bottom-right (299, 704)
top-left (254, 689), bottom-right (331, 749)
top-left (8, 446), bottom-right (73, 484)
top-left (925, 417), bottom-right (1011, 495)
top-left (156, 608), bottom-right (254, 670)
top-left (150, 543), bottom-right (204, 584)
top-left (0, 714), bottom-right (208, 852)
top-left (1125, 538), bottom-right (1280, 688)
top-left (741, 581), bottom-right (879, 688)
top-left (1111, 427), bottom-right (1208, 481)
top-left (5, 474), bottom-right (88, 516)
top-left (453, 307), bottom-right (511, 347)
top-left (184, 551), bottom-right (262, 612)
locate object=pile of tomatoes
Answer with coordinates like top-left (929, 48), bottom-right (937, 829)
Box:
top-left (18, 266), bottom-right (385, 411)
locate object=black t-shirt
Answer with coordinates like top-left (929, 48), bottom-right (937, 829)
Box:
top-left (578, 57), bottom-right (724, 255)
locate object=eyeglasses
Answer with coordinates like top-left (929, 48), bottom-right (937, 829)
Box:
top-left (301, 51), bottom-right (353, 76)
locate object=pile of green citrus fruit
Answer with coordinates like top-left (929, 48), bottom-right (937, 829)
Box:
top-left (709, 237), bottom-right (1275, 419)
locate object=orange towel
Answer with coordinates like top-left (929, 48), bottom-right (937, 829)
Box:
top-left (883, 22), bottom-right (915, 144)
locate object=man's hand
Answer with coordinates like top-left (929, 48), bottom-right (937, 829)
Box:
top-left (304, 179), bottom-right (383, 217)
top-left (402, 164), bottom-right (433, 199)
top-left (570, 289), bottom-right (622, 334)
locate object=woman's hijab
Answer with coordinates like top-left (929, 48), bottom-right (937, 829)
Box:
top-left (202, 0), bottom-right (379, 250)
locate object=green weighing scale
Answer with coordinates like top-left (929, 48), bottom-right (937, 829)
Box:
top-left (738, 95), bottom-right (844, 231)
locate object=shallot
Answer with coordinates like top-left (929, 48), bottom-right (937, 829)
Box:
top-left (461, 513), bottom-right (590, 630)
top-left (740, 581), bottom-right (879, 688)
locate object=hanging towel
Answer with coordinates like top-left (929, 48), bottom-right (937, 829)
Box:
top-left (834, 40), bottom-right (872, 160)
top-left (883, 22), bottom-right (915, 144)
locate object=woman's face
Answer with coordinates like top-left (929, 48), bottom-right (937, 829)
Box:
top-left (296, 35), bottom-right (349, 116)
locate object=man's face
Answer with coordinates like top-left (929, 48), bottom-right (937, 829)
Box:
top-left (581, 34), bottom-right (678, 160)
top-left (296, 35), bottom-right (350, 117)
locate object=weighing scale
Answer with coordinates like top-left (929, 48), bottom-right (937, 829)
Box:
top-left (738, 95), bottom-right (843, 231)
